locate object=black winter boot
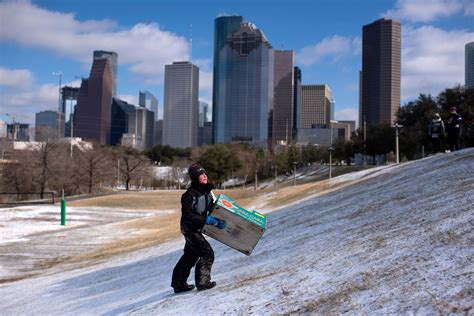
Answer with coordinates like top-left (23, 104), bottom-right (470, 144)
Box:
top-left (174, 284), bottom-right (195, 293)
top-left (197, 281), bottom-right (216, 291)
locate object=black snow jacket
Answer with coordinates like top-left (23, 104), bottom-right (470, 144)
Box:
top-left (446, 113), bottom-right (462, 136)
top-left (180, 182), bottom-right (215, 234)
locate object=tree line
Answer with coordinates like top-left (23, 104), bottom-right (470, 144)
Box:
top-left (1, 86), bottom-right (472, 198)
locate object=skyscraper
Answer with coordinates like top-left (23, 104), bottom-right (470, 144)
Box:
top-left (466, 42), bottom-right (474, 89)
top-left (61, 86), bottom-right (79, 137)
top-left (293, 67), bottom-right (302, 130)
top-left (273, 50), bottom-right (294, 145)
top-left (74, 58), bottom-right (113, 145)
top-left (93, 50), bottom-right (118, 98)
top-left (213, 21), bottom-right (274, 146)
top-left (35, 110), bottom-right (64, 141)
top-left (139, 90), bottom-right (159, 121)
top-left (199, 101), bottom-right (209, 127)
top-left (212, 15), bottom-right (243, 144)
top-left (300, 85), bottom-right (333, 128)
top-left (163, 61), bottom-right (199, 148)
top-left (361, 18), bottom-right (401, 125)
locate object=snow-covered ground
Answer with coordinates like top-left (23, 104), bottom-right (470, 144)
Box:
top-left (0, 149), bottom-right (473, 314)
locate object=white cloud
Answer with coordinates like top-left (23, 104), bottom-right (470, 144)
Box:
top-left (0, 67), bottom-right (82, 125)
top-left (0, 1), bottom-right (189, 82)
top-left (295, 35), bottom-right (360, 66)
top-left (335, 108), bottom-right (358, 126)
top-left (401, 25), bottom-right (474, 101)
top-left (382, 0), bottom-right (473, 22)
top-left (118, 94), bottom-right (138, 106)
top-left (0, 67), bottom-right (34, 87)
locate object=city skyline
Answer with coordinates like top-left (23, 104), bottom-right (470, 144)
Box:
top-left (1, 0), bottom-right (474, 127)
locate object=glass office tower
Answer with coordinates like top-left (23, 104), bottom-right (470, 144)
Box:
top-left (214, 21), bottom-right (274, 146)
top-left (212, 15), bottom-right (243, 143)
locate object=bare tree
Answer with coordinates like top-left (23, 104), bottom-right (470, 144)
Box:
top-left (30, 140), bottom-right (61, 199)
top-left (75, 143), bottom-right (111, 194)
top-left (116, 147), bottom-right (151, 191)
top-left (171, 158), bottom-right (192, 190)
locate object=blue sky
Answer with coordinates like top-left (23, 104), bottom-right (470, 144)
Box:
top-left (1, 0), bottom-right (473, 127)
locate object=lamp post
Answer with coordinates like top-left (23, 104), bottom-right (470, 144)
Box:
top-left (254, 169), bottom-right (258, 190)
top-left (394, 123), bottom-right (403, 164)
top-left (293, 161), bottom-right (297, 186)
top-left (272, 165), bottom-right (277, 190)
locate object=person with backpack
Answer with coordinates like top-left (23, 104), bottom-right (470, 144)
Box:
top-left (428, 113), bottom-right (445, 153)
top-left (445, 107), bottom-right (462, 152)
top-left (171, 163), bottom-right (226, 293)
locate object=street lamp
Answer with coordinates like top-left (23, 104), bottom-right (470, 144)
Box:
top-left (254, 169), bottom-right (258, 190)
top-left (271, 165), bottom-right (277, 190)
top-left (394, 123), bottom-right (403, 164)
top-left (292, 161), bottom-right (297, 186)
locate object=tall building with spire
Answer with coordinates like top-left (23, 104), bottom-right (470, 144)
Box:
top-left (213, 20), bottom-right (274, 146)
top-left (361, 18), bottom-right (401, 125)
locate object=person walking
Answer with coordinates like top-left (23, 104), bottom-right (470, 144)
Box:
top-left (171, 163), bottom-right (226, 293)
top-left (445, 106), bottom-right (462, 152)
top-left (428, 113), bottom-right (445, 153)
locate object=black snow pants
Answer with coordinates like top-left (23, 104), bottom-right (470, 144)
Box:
top-left (171, 231), bottom-right (214, 289)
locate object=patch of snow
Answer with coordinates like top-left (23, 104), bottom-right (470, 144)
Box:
top-left (0, 149), bottom-right (473, 314)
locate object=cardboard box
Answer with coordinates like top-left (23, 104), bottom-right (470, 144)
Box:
top-left (202, 194), bottom-right (267, 256)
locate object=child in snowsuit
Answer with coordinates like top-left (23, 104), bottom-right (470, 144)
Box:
top-left (171, 164), bottom-right (226, 293)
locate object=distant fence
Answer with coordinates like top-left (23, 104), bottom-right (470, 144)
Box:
top-left (0, 192), bottom-right (55, 206)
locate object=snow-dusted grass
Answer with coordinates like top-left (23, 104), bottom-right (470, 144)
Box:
top-left (0, 149), bottom-right (473, 314)
top-left (0, 206), bottom-right (158, 245)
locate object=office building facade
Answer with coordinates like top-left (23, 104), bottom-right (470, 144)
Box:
top-left (293, 66), bottom-right (302, 130)
top-left (273, 50), bottom-right (294, 145)
top-left (300, 85), bottom-right (333, 128)
top-left (139, 90), bottom-right (159, 121)
top-left (7, 123), bottom-right (30, 141)
top-left (61, 86), bottom-right (80, 137)
top-left (74, 58), bottom-right (113, 145)
top-left (163, 61), bottom-right (199, 148)
top-left (466, 42), bottom-right (474, 89)
top-left (199, 101), bottom-right (209, 127)
top-left (35, 110), bottom-right (65, 141)
top-left (361, 18), bottom-right (401, 125)
top-left (212, 15), bottom-right (244, 143)
top-left (93, 50), bottom-right (118, 98)
top-left (214, 21), bottom-right (274, 146)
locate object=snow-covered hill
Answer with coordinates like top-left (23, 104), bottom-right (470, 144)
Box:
top-left (1, 149), bottom-right (473, 314)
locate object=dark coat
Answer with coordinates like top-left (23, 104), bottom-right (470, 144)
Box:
top-left (180, 182), bottom-right (215, 234)
top-left (446, 113), bottom-right (462, 136)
